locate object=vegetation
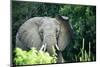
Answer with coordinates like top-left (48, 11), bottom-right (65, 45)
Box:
top-left (59, 4), bottom-right (96, 62)
top-left (14, 48), bottom-right (57, 65)
top-left (75, 38), bottom-right (95, 62)
top-left (12, 1), bottom-right (96, 65)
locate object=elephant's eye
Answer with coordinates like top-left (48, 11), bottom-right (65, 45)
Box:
top-left (56, 29), bottom-right (59, 37)
top-left (39, 31), bottom-right (43, 41)
top-left (40, 31), bottom-right (43, 36)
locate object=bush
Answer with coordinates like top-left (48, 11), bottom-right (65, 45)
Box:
top-left (14, 48), bottom-right (57, 65)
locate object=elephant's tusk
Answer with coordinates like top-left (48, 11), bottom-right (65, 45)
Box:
top-left (39, 43), bottom-right (47, 51)
top-left (43, 43), bottom-right (47, 51)
top-left (39, 44), bottom-right (45, 51)
top-left (55, 44), bottom-right (60, 51)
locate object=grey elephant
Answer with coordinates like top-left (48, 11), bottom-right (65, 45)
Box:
top-left (16, 16), bottom-right (73, 63)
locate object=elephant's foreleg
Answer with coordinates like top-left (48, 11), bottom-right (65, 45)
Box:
top-left (57, 51), bottom-right (64, 63)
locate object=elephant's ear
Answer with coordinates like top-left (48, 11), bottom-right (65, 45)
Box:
top-left (56, 16), bottom-right (73, 51)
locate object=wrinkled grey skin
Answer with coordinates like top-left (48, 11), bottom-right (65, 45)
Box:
top-left (16, 16), bottom-right (73, 63)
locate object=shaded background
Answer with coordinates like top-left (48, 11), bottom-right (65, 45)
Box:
top-left (12, 1), bottom-right (96, 63)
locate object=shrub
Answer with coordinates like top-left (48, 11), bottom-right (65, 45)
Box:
top-left (14, 48), bottom-right (57, 65)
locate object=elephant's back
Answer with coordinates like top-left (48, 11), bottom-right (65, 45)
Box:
top-left (19, 17), bottom-right (43, 29)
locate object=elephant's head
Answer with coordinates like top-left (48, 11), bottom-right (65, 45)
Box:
top-left (39, 17), bottom-right (60, 56)
top-left (39, 16), bottom-right (73, 56)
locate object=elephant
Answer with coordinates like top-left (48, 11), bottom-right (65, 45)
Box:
top-left (16, 16), bottom-right (73, 63)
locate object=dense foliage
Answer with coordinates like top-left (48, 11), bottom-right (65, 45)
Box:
top-left (14, 48), bottom-right (57, 65)
top-left (12, 1), bottom-right (96, 64)
top-left (59, 5), bottom-right (96, 62)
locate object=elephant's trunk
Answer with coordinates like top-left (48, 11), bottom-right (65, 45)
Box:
top-left (43, 34), bottom-right (57, 56)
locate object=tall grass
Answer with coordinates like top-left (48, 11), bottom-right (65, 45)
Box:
top-left (75, 38), bottom-right (95, 62)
